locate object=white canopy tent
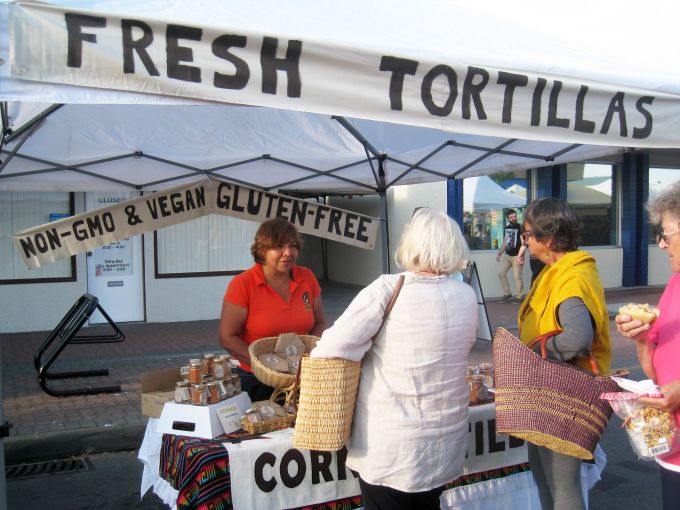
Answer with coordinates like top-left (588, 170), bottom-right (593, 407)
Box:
top-left (3, 0), bottom-right (680, 196)
top-left (2, 0), bottom-right (680, 269)
top-left (463, 176), bottom-right (525, 211)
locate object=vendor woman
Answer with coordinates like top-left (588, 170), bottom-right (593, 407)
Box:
top-left (219, 218), bottom-right (327, 400)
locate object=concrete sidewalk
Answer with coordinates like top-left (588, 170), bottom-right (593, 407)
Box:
top-left (0, 280), bottom-right (665, 464)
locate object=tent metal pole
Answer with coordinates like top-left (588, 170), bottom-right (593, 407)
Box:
top-left (378, 157), bottom-right (390, 274)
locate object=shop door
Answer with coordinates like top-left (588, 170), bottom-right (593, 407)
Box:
top-left (85, 192), bottom-right (144, 324)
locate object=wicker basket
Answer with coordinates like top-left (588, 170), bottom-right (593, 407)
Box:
top-left (292, 356), bottom-right (362, 451)
top-left (249, 335), bottom-right (318, 389)
top-left (492, 327), bottom-right (627, 460)
top-left (241, 413), bottom-right (295, 434)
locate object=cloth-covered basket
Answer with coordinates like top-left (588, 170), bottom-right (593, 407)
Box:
top-left (249, 335), bottom-right (318, 389)
top-left (292, 356), bottom-right (361, 451)
top-left (492, 327), bottom-right (627, 460)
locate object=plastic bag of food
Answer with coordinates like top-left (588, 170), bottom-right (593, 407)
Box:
top-left (601, 391), bottom-right (679, 460)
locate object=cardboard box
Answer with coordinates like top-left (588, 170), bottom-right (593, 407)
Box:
top-left (158, 392), bottom-right (252, 439)
top-left (141, 367), bottom-right (183, 418)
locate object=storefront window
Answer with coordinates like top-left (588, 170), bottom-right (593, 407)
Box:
top-left (0, 192), bottom-right (75, 283)
top-left (567, 163), bottom-right (615, 246)
top-left (648, 168), bottom-right (680, 244)
top-left (155, 215), bottom-right (259, 276)
top-left (463, 171), bottom-right (527, 250)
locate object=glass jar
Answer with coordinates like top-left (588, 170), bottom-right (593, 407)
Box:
top-left (202, 353), bottom-right (215, 377)
top-left (469, 374), bottom-right (489, 405)
top-left (232, 374), bottom-right (241, 395)
top-left (213, 357), bottom-right (227, 379)
top-left (190, 383), bottom-right (207, 406)
top-left (207, 381), bottom-right (220, 404)
top-left (221, 377), bottom-right (235, 398)
top-left (478, 363), bottom-right (494, 389)
top-left (466, 365), bottom-right (479, 382)
top-left (174, 380), bottom-right (190, 404)
top-left (188, 359), bottom-right (202, 384)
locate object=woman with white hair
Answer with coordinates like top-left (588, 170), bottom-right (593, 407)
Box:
top-left (311, 208), bottom-right (479, 510)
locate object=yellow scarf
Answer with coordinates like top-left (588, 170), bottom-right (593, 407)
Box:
top-left (517, 250), bottom-right (611, 374)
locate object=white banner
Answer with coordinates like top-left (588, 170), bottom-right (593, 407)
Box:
top-left (11, 178), bottom-right (379, 269)
top-left (225, 431), bottom-right (360, 510)
top-left (8, 2), bottom-right (680, 148)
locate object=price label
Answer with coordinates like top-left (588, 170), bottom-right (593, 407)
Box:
top-left (217, 403), bottom-right (242, 434)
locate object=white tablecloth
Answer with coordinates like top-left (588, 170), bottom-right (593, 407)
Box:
top-left (139, 402), bottom-right (606, 510)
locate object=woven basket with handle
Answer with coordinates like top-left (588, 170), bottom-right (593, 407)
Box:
top-left (291, 356), bottom-right (361, 451)
top-left (492, 327), bottom-right (627, 460)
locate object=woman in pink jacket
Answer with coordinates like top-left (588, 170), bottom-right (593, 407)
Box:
top-left (615, 181), bottom-right (680, 510)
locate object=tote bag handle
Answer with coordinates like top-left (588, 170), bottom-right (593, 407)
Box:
top-left (526, 330), bottom-right (601, 376)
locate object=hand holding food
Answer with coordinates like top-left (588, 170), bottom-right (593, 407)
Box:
top-left (618, 303), bottom-right (660, 324)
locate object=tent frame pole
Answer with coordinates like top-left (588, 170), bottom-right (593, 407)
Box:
top-left (378, 156), bottom-right (390, 274)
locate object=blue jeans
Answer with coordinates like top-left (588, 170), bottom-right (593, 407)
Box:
top-left (233, 367), bottom-right (274, 402)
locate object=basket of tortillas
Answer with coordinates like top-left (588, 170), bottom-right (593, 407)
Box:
top-left (249, 333), bottom-right (318, 390)
top-left (618, 303), bottom-right (660, 324)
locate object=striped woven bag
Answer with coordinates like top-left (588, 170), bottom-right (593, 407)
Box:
top-left (492, 327), bottom-right (627, 460)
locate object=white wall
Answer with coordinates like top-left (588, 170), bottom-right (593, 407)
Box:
top-left (142, 233), bottom-right (230, 323)
top-left (0, 255), bottom-right (88, 333)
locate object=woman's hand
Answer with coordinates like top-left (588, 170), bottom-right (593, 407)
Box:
top-left (615, 313), bottom-right (651, 340)
top-left (639, 380), bottom-right (680, 413)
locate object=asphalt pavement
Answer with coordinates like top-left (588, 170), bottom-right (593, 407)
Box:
top-left (0, 280), bottom-right (667, 509)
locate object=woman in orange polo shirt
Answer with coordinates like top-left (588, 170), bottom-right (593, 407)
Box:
top-left (219, 218), bottom-right (327, 400)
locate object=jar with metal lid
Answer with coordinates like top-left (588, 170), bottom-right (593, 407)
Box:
top-left (219, 377), bottom-right (235, 399)
top-left (213, 357), bottom-right (227, 379)
top-left (478, 362), bottom-right (495, 389)
top-left (466, 365), bottom-right (479, 382)
top-left (202, 353), bottom-right (215, 377)
top-left (232, 374), bottom-right (241, 395)
top-left (174, 380), bottom-right (190, 404)
top-left (188, 359), bottom-right (202, 384)
top-left (207, 381), bottom-right (220, 404)
top-left (469, 374), bottom-right (488, 405)
top-left (190, 383), bottom-right (208, 406)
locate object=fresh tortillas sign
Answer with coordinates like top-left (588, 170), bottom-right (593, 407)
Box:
top-left (12, 178), bottom-right (379, 269)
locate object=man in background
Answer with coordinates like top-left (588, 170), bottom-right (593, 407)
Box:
top-left (495, 209), bottom-right (524, 304)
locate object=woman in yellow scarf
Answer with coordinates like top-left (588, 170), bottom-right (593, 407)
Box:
top-left (517, 197), bottom-right (611, 510)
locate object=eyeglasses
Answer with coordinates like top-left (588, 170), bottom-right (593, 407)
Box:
top-left (660, 229), bottom-right (680, 244)
top-left (521, 230), bottom-right (535, 241)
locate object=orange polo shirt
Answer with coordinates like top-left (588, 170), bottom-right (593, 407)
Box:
top-left (224, 264), bottom-right (321, 371)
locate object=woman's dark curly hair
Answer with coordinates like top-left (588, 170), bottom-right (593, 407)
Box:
top-left (251, 218), bottom-right (303, 264)
top-left (523, 197), bottom-right (580, 252)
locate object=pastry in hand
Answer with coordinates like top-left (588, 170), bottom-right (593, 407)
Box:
top-left (618, 303), bottom-right (660, 324)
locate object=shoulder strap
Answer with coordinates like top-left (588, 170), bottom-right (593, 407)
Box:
top-left (371, 275), bottom-right (405, 341)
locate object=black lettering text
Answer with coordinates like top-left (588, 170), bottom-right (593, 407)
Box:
top-left (633, 96), bottom-right (654, 139)
top-left (547, 80), bottom-right (570, 128)
top-left (379, 56), bottom-right (418, 111)
top-left (310, 451), bottom-right (333, 484)
top-left (497, 72), bottom-right (528, 124)
top-left (261, 37), bottom-right (302, 97)
top-left (280, 449), bottom-right (306, 488)
top-left (574, 85), bottom-right (595, 133)
top-left (254, 452), bottom-right (277, 492)
top-left (121, 19), bottom-right (159, 75)
top-left (213, 34), bottom-right (250, 89)
top-left (65, 13), bottom-right (106, 68)
top-left (462, 67), bottom-right (488, 120)
top-left (421, 65), bottom-right (457, 117)
top-left (600, 92), bottom-right (627, 136)
top-left (166, 24), bottom-right (202, 82)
